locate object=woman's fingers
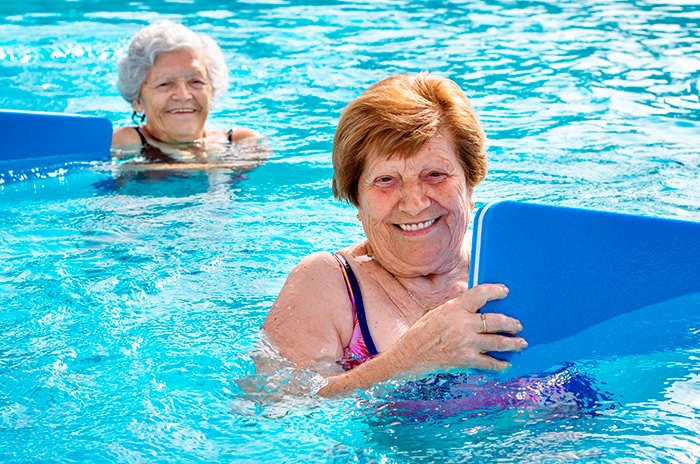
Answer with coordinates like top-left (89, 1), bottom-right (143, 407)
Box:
top-left (469, 335), bottom-right (527, 372)
top-left (455, 283), bottom-right (509, 313)
top-left (479, 333), bottom-right (528, 353)
top-left (472, 354), bottom-right (512, 372)
top-left (477, 312), bottom-right (523, 335)
top-left (409, 283), bottom-right (527, 372)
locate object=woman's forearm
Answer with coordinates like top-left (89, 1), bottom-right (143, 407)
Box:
top-left (317, 347), bottom-right (421, 397)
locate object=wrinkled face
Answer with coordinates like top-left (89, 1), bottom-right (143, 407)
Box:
top-left (134, 48), bottom-right (212, 143)
top-left (357, 133), bottom-right (473, 276)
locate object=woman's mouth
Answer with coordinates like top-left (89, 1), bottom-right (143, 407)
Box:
top-left (167, 108), bottom-right (197, 114)
top-left (397, 218), bottom-right (437, 232)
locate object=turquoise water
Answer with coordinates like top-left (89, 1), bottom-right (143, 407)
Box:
top-left (1, 0), bottom-right (700, 462)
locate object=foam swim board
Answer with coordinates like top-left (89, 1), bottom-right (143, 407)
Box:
top-left (469, 200), bottom-right (700, 372)
top-left (0, 109), bottom-right (112, 174)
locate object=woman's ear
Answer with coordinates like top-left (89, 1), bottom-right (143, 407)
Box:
top-left (466, 186), bottom-right (474, 209)
top-left (132, 100), bottom-right (142, 113)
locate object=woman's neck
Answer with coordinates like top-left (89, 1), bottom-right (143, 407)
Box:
top-left (141, 125), bottom-right (207, 146)
top-left (366, 241), bottom-right (471, 311)
top-left (363, 240), bottom-right (470, 283)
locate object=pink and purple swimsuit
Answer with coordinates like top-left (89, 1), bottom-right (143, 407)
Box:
top-left (333, 253), bottom-right (378, 370)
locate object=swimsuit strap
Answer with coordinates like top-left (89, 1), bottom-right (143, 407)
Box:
top-left (333, 253), bottom-right (378, 357)
top-left (131, 126), bottom-right (175, 163)
top-left (133, 126), bottom-right (148, 146)
top-left (136, 126), bottom-right (235, 145)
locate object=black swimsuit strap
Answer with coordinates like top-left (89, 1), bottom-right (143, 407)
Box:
top-left (135, 126), bottom-right (235, 145)
top-left (334, 253), bottom-right (378, 356)
top-left (132, 126), bottom-right (176, 163)
top-left (133, 126), bottom-right (148, 146)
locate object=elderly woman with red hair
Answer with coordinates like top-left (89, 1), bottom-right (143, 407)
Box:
top-left (261, 73), bottom-right (527, 396)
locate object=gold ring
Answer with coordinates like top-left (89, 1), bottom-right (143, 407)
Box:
top-left (480, 313), bottom-right (487, 334)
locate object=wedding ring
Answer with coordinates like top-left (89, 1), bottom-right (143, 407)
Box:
top-left (480, 313), bottom-right (488, 334)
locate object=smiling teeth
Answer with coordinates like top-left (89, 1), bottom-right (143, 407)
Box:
top-left (398, 219), bottom-right (436, 231)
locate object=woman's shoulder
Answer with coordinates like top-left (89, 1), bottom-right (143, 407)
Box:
top-left (272, 250), bottom-right (354, 326)
top-left (111, 126), bottom-right (141, 147)
top-left (226, 126), bottom-right (265, 143)
top-left (290, 251), bottom-right (341, 278)
top-left (296, 244), bottom-right (368, 272)
top-left (283, 251), bottom-right (353, 298)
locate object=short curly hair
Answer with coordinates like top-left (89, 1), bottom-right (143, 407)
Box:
top-left (332, 73), bottom-right (487, 206)
top-left (117, 21), bottom-right (228, 103)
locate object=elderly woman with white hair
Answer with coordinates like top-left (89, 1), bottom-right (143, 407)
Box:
top-left (112, 21), bottom-right (261, 151)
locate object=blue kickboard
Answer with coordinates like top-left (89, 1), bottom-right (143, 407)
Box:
top-left (469, 200), bottom-right (700, 370)
top-left (0, 109), bottom-right (113, 173)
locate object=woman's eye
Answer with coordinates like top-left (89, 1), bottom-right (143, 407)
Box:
top-left (422, 171), bottom-right (448, 184)
top-left (375, 176), bottom-right (394, 185)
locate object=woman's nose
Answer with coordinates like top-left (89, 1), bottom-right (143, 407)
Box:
top-left (171, 80), bottom-right (191, 100)
top-left (399, 180), bottom-right (430, 216)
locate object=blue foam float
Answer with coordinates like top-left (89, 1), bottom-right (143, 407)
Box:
top-left (0, 109), bottom-right (112, 176)
top-left (469, 200), bottom-right (700, 374)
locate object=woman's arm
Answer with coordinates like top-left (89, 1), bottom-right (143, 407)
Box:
top-left (315, 284), bottom-right (526, 396)
top-left (262, 253), bottom-right (527, 397)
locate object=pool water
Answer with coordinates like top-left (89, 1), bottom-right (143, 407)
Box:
top-left (1, 0), bottom-right (700, 462)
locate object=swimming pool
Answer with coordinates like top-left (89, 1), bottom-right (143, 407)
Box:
top-left (1, 0), bottom-right (700, 462)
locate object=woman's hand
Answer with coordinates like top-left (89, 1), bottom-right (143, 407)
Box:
top-left (388, 283), bottom-right (527, 373)
top-left (319, 282), bottom-right (527, 396)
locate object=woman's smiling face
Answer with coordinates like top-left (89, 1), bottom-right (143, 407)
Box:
top-left (135, 48), bottom-right (213, 143)
top-left (357, 132), bottom-right (473, 277)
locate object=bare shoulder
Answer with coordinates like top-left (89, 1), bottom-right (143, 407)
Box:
top-left (273, 252), bottom-right (348, 308)
top-left (263, 251), bottom-right (353, 366)
top-left (290, 251), bottom-right (340, 278)
top-left (229, 126), bottom-right (265, 143)
top-left (111, 126), bottom-right (140, 147)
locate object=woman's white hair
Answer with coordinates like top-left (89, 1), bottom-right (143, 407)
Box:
top-left (117, 21), bottom-right (228, 103)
